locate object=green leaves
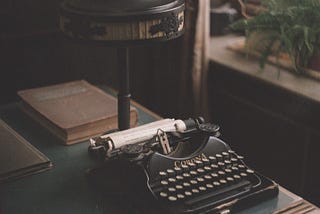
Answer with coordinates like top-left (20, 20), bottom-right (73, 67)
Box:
top-left (230, 0), bottom-right (320, 73)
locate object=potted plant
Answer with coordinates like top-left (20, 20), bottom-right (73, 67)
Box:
top-left (230, 0), bottom-right (320, 74)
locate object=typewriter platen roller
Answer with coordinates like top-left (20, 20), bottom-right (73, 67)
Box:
top-left (87, 120), bottom-right (278, 214)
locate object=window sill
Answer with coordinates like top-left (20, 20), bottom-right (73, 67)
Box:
top-left (209, 34), bottom-right (320, 105)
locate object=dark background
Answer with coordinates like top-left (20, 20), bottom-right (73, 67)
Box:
top-left (208, 61), bottom-right (320, 206)
top-left (0, 0), bottom-right (191, 118)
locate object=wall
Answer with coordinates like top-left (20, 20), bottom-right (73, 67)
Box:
top-left (0, 0), bottom-right (190, 118)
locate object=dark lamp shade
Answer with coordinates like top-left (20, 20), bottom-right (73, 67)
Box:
top-left (59, 0), bottom-right (185, 43)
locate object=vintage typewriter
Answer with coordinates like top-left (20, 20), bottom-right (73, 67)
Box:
top-left (88, 118), bottom-right (279, 214)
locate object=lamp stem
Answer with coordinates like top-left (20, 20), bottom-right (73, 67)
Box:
top-left (117, 47), bottom-right (131, 130)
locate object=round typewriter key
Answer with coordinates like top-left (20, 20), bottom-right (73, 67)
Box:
top-left (218, 171), bottom-right (225, 175)
top-left (224, 160), bottom-right (231, 165)
top-left (174, 166), bottom-right (182, 171)
top-left (210, 164), bottom-right (218, 169)
top-left (246, 169), bottom-right (254, 174)
top-left (218, 162), bottom-right (225, 167)
top-left (168, 187), bottom-right (176, 192)
top-left (227, 177), bottom-right (234, 182)
top-left (181, 165), bottom-right (189, 171)
top-left (160, 192), bottom-right (168, 198)
top-left (238, 164), bottom-right (245, 168)
top-left (175, 185), bottom-right (183, 190)
top-left (219, 179), bottom-right (227, 184)
top-left (174, 167), bottom-right (182, 173)
top-left (237, 155), bottom-right (244, 160)
top-left (204, 166), bottom-right (212, 171)
top-left (183, 182), bottom-right (191, 187)
top-left (199, 186), bottom-right (206, 191)
top-left (194, 160), bottom-right (203, 167)
top-left (177, 194), bottom-right (185, 199)
top-left (197, 177), bottom-right (205, 182)
top-left (206, 183), bottom-right (214, 189)
top-left (176, 175), bottom-right (184, 180)
top-left (216, 154), bottom-right (223, 158)
top-left (213, 181), bottom-right (220, 186)
top-left (231, 158), bottom-right (238, 162)
top-left (185, 191), bottom-right (192, 196)
top-left (190, 179), bottom-right (198, 185)
top-left (211, 173), bottom-right (218, 178)
top-left (161, 180), bottom-right (169, 185)
top-left (202, 158), bottom-right (210, 165)
top-left (240, 172), bottom-right (248, 177)
top-left (167, 169), bottom-right (174, 173)
top-left (192, 189), bottom-right (199, 194)
top-left (159, 171), bottom-right (167, 177)
top-left (188, 162), bottom-right (196, 169)
top-left (168, 178), bottom-right (176, 183)
top-left (216, 154), bottom-right (223, 161)
top-left (222, 152), bottom-right (229, 158)
top-left (168, 196), bottom-right (177, 201)
top-left (167, 169), bottom-right (175, 175)
top-left (231, 166), bottom-right (239, 171)
top-left (208, 156), bottom-right (217, 162)
top-left (204, 175), bottom-right (212, 180)
top-left (190, 170), bottom-right (198, 176)
top-left (228, 150), bottom-right (235, 154)
top-left (225, 168), bottom-right (232, 173)
top-left (197, 168), bottom-right (205, 173)
top-left (233, 174), bottom-right (241, 180)
top-left (183, 173), bottom-right (191, 178)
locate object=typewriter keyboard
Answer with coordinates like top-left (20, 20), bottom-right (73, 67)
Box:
top-left (151, 151), bottom-right (258, 205)
top-left (145, 137), bottom-right (263, 213)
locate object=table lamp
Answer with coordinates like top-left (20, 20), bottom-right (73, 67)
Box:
top-left (59, 0), bottom-right (185, 130)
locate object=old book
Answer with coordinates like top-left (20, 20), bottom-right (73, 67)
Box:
top-left (0, 119), bottom-right (53, 183)
top-left (17, 80), bottom-right (139, 145)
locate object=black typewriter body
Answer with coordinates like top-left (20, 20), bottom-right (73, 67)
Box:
top-left (87, 122), bottom-right (279, 214)
top-left (144, 135), bottom-right (278, 213)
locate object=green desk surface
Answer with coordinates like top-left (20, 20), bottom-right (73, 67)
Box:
top-left (0, 103), bottom-right (302, 214)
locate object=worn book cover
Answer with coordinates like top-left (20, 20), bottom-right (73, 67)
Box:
top-left (17, 80), bottom-right (139, 145)
top-left (0, 119), bottom-right (53, 183)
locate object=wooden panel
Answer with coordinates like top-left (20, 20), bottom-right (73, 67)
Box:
top-left (208, 60), bottom-right (320, 206)
top-left (304, 133), bottom-right (320, 205)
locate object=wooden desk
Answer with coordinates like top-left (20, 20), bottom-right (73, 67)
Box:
top-left (0, 101), bottom-right (317, 213)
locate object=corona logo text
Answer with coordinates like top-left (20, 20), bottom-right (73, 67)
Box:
top-left (174, 153), bottom-right (207, 168)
